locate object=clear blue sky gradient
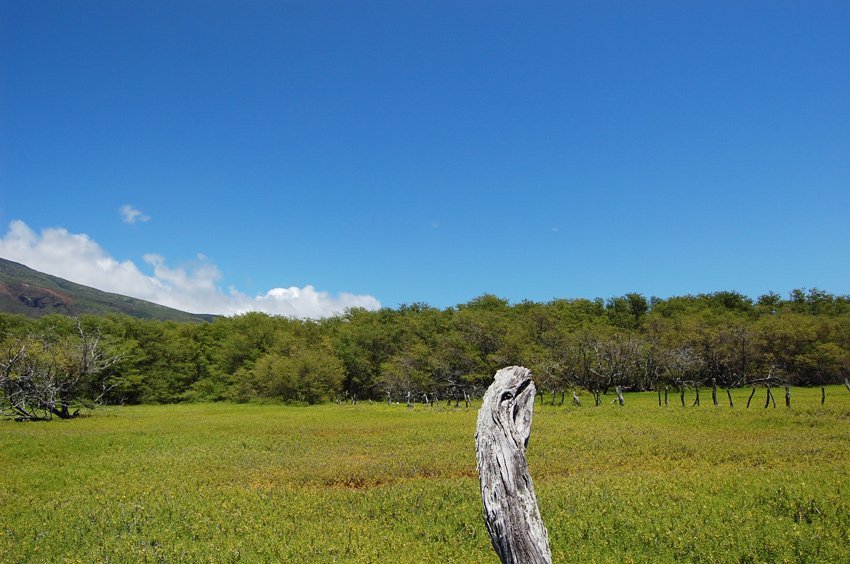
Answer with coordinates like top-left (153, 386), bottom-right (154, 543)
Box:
top-left (2, 1), bottom-right (849, 309)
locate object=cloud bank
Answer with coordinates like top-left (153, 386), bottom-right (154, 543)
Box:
top-left (0, 220), bottom-right (381, 318)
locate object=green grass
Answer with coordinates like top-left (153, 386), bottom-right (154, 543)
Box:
top-left (2, 386), bottom-right (850, 562)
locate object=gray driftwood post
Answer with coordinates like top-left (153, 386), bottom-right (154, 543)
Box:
top-left (475, 366), bottom-right (552, 564)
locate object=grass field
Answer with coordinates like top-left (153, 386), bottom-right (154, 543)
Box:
top-left (2, 386), bottom-right (849, 562)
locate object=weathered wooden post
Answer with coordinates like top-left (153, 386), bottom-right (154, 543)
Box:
top-left (475, 366), bottom-right (552, 564)
top-left (614, 385), bottom-right (625, 406)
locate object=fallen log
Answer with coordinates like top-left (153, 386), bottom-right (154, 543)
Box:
top-left (475, 366), bottom-right (551, 564)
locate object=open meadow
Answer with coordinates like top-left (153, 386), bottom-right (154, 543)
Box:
top-left (2, 386), bottom-right (849, 562)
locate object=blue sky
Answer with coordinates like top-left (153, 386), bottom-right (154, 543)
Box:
top-left (1, 1), bottom-right (849, 316)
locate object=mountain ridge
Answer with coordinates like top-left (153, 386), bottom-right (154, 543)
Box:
top-left (0, 257), bottom-right (216, 322)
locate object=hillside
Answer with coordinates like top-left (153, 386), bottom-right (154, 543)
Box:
top-left (0, 257), bottom-right (215, 322)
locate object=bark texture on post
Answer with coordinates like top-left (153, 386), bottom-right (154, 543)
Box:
top-left (475, 366), bottom-right (552, 564)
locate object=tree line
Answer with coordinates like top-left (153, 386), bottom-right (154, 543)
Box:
top-left (2, 288), bottom-right (849, 417)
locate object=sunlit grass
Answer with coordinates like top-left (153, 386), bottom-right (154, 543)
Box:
top-left (2, 386), bottom-right (849, 562)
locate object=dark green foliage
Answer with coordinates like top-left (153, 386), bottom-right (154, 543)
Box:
top-left (2, 289), bottom-right (849, 411)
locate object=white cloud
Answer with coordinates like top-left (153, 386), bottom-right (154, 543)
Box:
top-left (0, 220), bottom-right (381, 318)
top-left (119, 204), bottom-right (150, 224)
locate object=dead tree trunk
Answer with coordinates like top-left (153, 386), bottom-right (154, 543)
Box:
top-left (475, 366), bottom-right (552, 564)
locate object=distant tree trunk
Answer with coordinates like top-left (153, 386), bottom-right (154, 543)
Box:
top-left (727, 388), bottom-right (734, 408)
top-left (845, 379), bottom-right (850, 393)
top-left (747, 387), bottom-right (756, 408)
top-left (476, 367), bottom-right (552, 564)
top-left (692, 385), bottom-right (700, 407)
top-left (821, 387), bottom-right (826, 406)
top-left (572, 391), bottom-right (581, 406)
top-left (657, 389), bottom-right (661, 407)
top-left (785, 385), bottom-right (791, 408)
top-left (680, 384), bottom-right (686, 407)
top-left (664, 386), bottom-right (668, 406)
top-left (711, 378), bottom-right (718, 406)
top-left (765, 385), bottom-right (776, 409)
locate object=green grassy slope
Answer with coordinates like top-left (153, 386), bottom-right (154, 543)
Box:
top-left (2, 386), bottom-right (849, 562)
top-left (0, 257), bottom-right (215, 322)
